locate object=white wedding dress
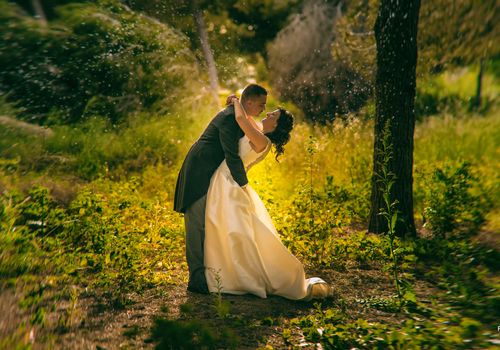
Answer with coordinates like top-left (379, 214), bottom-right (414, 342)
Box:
top-left (204, 135), bottom-right (329, 300)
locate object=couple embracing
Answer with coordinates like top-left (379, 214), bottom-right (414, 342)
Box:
top-left (174, 84), bottom-right (333, 301)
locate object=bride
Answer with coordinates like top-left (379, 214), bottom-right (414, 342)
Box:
top-left (204, 97), bottom-right (333, 301)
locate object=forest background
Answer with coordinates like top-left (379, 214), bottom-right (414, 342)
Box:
top-left (0, 0), bottom-right (499, 348)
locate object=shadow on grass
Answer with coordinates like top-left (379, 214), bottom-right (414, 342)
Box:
top-left (147, 291), bottom-right (335, 349)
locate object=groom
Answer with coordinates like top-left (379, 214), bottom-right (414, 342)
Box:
top-left (174, 83), bottom-right (268, 293)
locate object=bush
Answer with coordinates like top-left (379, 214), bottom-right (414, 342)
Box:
top-left (423, 161), bottom-right (491, 237)
top-left (0, 0), bottom-right (197, 124)
top-left (0, 178), bottom-right (186, 301)
top-left (15, 185), bottom-right (66, 236)
top-left (0, 190), bottom-right (39, 278)
top-left (274, 171), bottom-right (371, 267)
top-left (267, 0), bottom-right (369, 123)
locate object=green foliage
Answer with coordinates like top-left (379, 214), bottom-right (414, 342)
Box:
top-left (275, 135), bottom-right (370, 266)
top-left (1, 179), bottom-right (186, 306)
top-left (375, 121), bottom-right (416, 307)
top-left (418, 0), bottom-right (499, 73)
top-left (209, 268), bottom-right (231, 318)
top-left (122, 324), bottom-right (141, 339)
top-left (0, 108), bottom-right (206, 180)
top-left (279, 179), bottom-right (370, 266)
top-left (331, 0), bottom-right (378, 85)
top-left (0, 0), bottom-right (197, 124)
top-left (285, 304), bottom-right (492, 349)
top-left (0, 95), bottom-right (23, 116)
top-left (59, 179), bottom-right (185, 298)
top-left (415, 67), bottom-right (499, 119)
top-left (423, 161), bottom-right (491, 237)
top-left (414, 236), bottom-right (499, 322)
top-left (229, 0), bottom-right (302, 54)
top-left (415, 90), bottom-right (466, 119)
top-left (127, 0), bottom-right (301, 86)
top-left (279, 120), bottom-right (373, 198)
top-left (16, 185), bottom-right (67, 237)
top-left (331, 231), bottom-right (389, 269)
top-left (356, 296), bottom-right (401, 313)
top-left (413, 111), bottom-right (500, 230)
top-left (0, 190), bottom-right (41, 278)
top-left (20, 284), bottom-right (47, 327)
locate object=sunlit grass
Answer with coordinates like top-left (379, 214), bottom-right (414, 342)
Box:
top-left (247, 107), bottom-right (500, 230)
top-left (435, 65), bottom-right (499, 101)
top-left (414, 109), bottom-right (500, 209)
top-left (253, 118), bottom-right (373, 200)
top-left (415, 109), bottom-right (500, 163)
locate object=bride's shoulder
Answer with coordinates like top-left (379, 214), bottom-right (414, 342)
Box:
top-left (257, 136), bottom-right (272, 154)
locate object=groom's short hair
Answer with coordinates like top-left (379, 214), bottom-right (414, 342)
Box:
top-left (241, 84), bottom-right (267, 101)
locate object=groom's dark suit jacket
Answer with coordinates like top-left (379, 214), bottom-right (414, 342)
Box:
top-left (174, 105), bottom-right (248, 213)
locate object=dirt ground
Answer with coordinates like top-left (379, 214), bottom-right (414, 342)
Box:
top-left (1, 263), bottom-right (445, 349)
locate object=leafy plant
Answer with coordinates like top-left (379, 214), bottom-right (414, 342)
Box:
top-left (285, 304), bottom-right (491, 349)
top-left (278, 135), bottom-right (370, 267)
top-left (375, 121), bottom-right (416, 307)
top-left (209, 268), bottom-right (231, 319)
top-left (423, 161), bottom-right (491, 237)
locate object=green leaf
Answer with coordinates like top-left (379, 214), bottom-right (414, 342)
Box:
top-left (403, 290), bottom-right (417, 303)
top-left (391, 213), bottom-right (398, 230)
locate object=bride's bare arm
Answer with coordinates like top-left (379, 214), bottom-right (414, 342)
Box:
top-left (246, 113), bottom-right (261, 132)
top-left (233, 98), bottom-right (269, 152)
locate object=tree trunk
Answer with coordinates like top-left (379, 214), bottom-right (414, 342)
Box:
top-left (368, 0), bottom-right (421, 238)
top-left (192, 1), bottom-right (220, 107)
top-left (473, 59), bottom-right (484, 110)
top-left (31, 0), bottom-right (47, 25)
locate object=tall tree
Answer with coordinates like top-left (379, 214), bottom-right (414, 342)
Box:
top-left (126, 0), bottom-right (221, 106)
top-left (192, 0), bottom-right (220, 107)
top-left (31, 0), bottom-right (47, 24)
top-left (368, 0), bottom-right (421, 237)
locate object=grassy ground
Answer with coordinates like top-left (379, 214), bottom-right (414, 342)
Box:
top-left (1, 71), bottom-right (499, 348)
top-left (1, 231), bottom-right (497, 349)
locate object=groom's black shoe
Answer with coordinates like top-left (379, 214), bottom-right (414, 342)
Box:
top-left (187, 282), bottom-right (209, 294)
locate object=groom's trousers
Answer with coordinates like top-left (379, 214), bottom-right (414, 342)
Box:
top-left (184, 194), bottom-right (209, 293)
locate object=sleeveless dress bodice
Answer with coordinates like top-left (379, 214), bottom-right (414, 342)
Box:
top-left (216, 136), bottom-right (271, 177)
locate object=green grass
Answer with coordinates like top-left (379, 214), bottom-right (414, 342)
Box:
top-left (1, 66), bottom-right (499, 349)
top-left (415, 110), bottom-right (500, 164)
top-left (435, 65), bottom-right (499, 101)
top-left (414, 110), bottom-right (500, 212)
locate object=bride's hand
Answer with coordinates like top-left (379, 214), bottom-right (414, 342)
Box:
top-left (226, 94), bottom-right (238, 106)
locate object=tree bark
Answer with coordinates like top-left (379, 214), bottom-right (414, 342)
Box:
top-left (473, 59), bottom-right (484, 110)
top-left (192, 0), bottom-right (220, 107)
top-left (368, 0), bottom-right (421, 238)
top-left (31, 0), bottom-right (47, 25)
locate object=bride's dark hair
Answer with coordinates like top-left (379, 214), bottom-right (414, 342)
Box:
top-left (265, 108), bottom-right (294, 161)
